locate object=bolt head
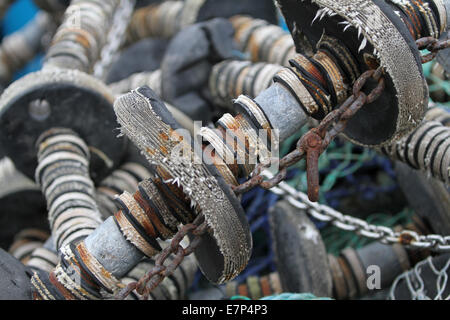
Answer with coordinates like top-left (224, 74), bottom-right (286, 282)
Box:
top-left (28, 99), bottom-right (51, 122)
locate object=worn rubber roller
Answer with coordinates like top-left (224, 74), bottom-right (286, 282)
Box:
top-left (0, 248), bottom-right (33, 300)
top-left (14, 233), bottom-right (59, 275)
top-left (114, 86), bottom-right (252, 284)
top-left (0, 158), bottom-right (48, 249)
top-left (208, 60), bottom-right (284, 109)
top-left (269, 200), bottom-right (431, 299)
top-left (0, 0), bottom-right (126, 182)
top-left (269, 200), bottom-right (333, 297)
top-left (8, 229), bottom-right (50, 264)
top-left (276, 0), bottom-right (448, 146)
top-left (380, 116), bottom-right (450, 185)
top-left (160, 18), bottom-right (235, 121)
top-left (229, 15), bottom-right (302, 66)
top-left (126, 0), bottom-right (278, 43)
top-left (0, 11), bottom-right (56, 87)
top-left (393, 107), bottom-right (450, 235)
top-left (30, 86), bottom-right (252, 300)
top-left (105, 38), bottom-right (169, 85)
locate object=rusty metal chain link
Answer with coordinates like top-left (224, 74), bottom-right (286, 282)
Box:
top-left (232, 67), bottom-right (385, 202)
top-left (111, 35), bottom-right (450, 299)
top-left (232, 37), bottom-right (450, 252)
top-left (417, 34), bottom-right (450, 64)
top-left (233, 35), bottom-right (450, 199)
top-left (115, 213), bottom-right (208, 300)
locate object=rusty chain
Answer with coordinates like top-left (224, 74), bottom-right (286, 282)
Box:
top-left (232, 67), bottom-right (385, 202)
top-left (247, 36), bottom-right (450, 252)
top-left (416, 35), bottom-right (450, 64)
top-left (232, 35), bottom-right (450, 200)
top-left (115, 213), bottom-right (208, 300)
top-left (114, 36), bottom-right (450, 299)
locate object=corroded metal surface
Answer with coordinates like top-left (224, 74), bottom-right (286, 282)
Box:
top-left (277, 0), bottom-right (432, 146)
top-left (114, 87), bottom-right (252, 284)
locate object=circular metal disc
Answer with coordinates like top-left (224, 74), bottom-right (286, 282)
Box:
top-left (0, 68), bottom-right (127, 182)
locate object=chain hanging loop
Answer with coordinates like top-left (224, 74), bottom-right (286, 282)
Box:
top-left (115, 214), bottom-right (208, 300)
top-left (416, 35), bottom-right (450, 64)
top-left (233, 67), bottom-right (385, 202)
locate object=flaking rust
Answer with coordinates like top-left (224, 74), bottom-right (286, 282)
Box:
top-left (114, 87), bottom-right (252, 284)
top-left (1, 0), bottom-right (450, 302)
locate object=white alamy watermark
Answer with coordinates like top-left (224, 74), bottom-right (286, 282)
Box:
top-left (367, 265), bottom-right (381, 290)
top-left (65, 5), bottom-right (82, 29)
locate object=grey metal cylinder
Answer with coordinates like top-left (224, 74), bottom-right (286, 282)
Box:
top-left (83, 216), bottom-right (144, 278)
top-left (254, 83), bottom-right (309, 141)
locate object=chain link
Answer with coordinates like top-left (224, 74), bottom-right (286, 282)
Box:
top-left (112, 35), bottom-right (450, 299)
top-left (265, 170), bottom-right (450, 252)
top-left (233, 38), bottom-right (450, 251)
top-left (115, 213), bottom-right (208, 300)
top-left (232, 67), bottom-right (385, 202)
top-left (94, 0), bottom-right (136, 80)
top-left (233, 36), bottom-right (450, 197)
top-left (416, 35), bottom-right (450, 64)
